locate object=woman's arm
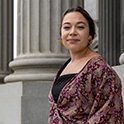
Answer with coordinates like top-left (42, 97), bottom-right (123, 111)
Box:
top-left (87, 67), bottom-right (123, 124)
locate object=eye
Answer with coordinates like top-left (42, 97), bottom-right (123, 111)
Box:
top-left (77, 26), bottom-right (84, 29)
top-left (63, 26), bottom-right (70, 30)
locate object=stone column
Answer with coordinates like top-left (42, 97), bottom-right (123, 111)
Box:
top-left (0, 0), bottom-right (13, 83)
top-left (5, 0), bottom-right (84, 83)
top-left (3, 0), bottom-right (84, 124)
top-left (120, 0), bottom-right (124, 53)
top-left (98, 0), bottom-right (121, 66)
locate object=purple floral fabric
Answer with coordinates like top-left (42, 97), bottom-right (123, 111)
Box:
top-left (48, 56), bottom-right (123, 124)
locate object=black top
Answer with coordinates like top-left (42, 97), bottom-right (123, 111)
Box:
top-left (52, 58), bottom-right (77, 103)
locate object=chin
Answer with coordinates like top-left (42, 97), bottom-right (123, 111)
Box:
top-left (68, 48), bottom-right (81, 53)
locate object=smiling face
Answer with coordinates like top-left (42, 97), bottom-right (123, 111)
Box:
top-left (61, 12), bottom-right (92, 53)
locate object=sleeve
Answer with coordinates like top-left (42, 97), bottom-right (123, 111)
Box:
top-left (87, 66), bottom-right (123, 124)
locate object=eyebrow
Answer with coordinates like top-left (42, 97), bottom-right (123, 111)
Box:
top-left (63, 21), bottom-right (86, 25)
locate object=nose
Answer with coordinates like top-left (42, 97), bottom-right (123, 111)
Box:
top-left (69, 27), bottom-right (77, 36)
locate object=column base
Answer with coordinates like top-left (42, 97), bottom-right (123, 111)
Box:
top-left (4, 55), bottom-right (69, 83)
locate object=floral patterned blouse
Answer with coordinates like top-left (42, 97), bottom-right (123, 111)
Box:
top-left (48, 56), bottom-right (123, 124)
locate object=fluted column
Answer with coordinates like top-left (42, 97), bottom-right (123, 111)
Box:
top-left (3, 0), bottom-right (84, 123)
top-left (99, 0), bottom-right (121, 66)
top-left (0, 0), bottom-right (13, 83)
top-left (120, 0), bottom-right (124, 53)
top-left (5, 0), bottom-right (84, 83)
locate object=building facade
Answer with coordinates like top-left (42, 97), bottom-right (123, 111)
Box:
top-left (0, 0), bottom-right (123, 123)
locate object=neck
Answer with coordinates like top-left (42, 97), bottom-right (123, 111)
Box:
top-left (69, 47), bottom-right (92, 62)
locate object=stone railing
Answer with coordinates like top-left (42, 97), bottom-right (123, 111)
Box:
top-left (112, 53), bottom-right (124, 105)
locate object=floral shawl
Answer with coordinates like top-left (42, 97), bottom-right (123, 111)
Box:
top-left (48, 56), bottom-right (123, 124)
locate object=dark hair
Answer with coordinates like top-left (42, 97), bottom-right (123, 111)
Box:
top-left (60, 6), bottom-right (96, 40)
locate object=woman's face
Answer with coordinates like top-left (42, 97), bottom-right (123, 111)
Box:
top-left (61, 12), bottom-right (92, 53)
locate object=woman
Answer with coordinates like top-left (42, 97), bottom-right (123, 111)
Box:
top-left (48, 6), bottom-right (123, 124)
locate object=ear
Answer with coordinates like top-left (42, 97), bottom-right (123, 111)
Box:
top-left (88, 35), bottom-right (92, 41)
top-left (88, 35), bottom-right (93, 45)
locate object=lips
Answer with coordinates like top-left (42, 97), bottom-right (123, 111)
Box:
top-left (68, 39), bottom-right (79, 42)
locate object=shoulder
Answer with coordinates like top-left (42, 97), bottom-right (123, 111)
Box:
top-left (88, 56), bottom-right (120, 81)
top-left (89, 56), bottom-right (114, 73)
top-left (89, 56), bottom-right (109, 68)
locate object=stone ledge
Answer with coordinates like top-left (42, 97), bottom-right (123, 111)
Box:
top-left (112, 65), bottom-right (124, 104)
top-left (0, 81), bottom-right (22, 95)
top-left (9, 58), bottom-right (68, 70)
top-left (4, 73), bottom-right (56, 83)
